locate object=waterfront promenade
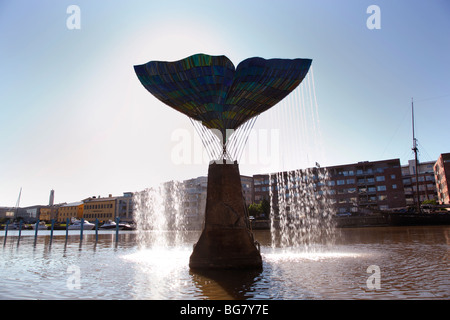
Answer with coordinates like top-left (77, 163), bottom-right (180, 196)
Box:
top-left (250, 212), bottom-right (450, 229)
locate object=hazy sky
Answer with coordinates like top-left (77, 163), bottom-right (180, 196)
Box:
top-left (1, 0), bottom-right (449, 207)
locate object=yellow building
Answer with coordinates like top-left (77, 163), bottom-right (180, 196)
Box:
top-left (82, 196), bottom-right (116, 222)
top-left (39, 207), bottom-right (52, 221)
top-left (58, 202), bottom-right (83, 222)
top-left (39, 206), bottom-right (60, 222)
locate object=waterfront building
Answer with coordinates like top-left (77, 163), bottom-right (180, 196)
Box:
top-left (327, 159), bottom-right (406, 213)
top-left (253, 158), bottom-right (406, 215)
top-left (58, 202), bottom-right (83, 222)
top-left (434, 153), bottom-right (450, 204)
top-left (39, 204), bottom-right (64, 222)
top-left (182, 176), bottom-right (207, 229)
top-left (401, 159), bottom-right (438, 206)
top-left (81, 193), bottom-right (134, 222)
top-left (0, 207), bottom-right (15, 219)
top-left (241, 175), bottom-right (254, 206)
top-left (253, 174), bottom-right (270, 203)
top-left (82, 195), bottom-right (117, 222)
top-left (16, 205), bottom-right (45, 223)
top-left (116, 192), bottom-right (134, 222)
top-left (2, 155), bottom-right (447, 223)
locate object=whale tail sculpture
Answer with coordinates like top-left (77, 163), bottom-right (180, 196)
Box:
top-left (134, 53), bottom-right (312, 269)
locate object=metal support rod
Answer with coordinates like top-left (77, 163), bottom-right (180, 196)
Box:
top-left (50, 219), bottom-right (55, 244)
top-left (34, 219), bottom-right (39, 242)
top-left (95, 218), bottom-right (99, 242)
top-left (3, 220), bottom-right (9, 246)
top-left (115, 217), bottom-right (120, 242)
top-left (80, 218), bottom-right (84, 242)
top-left (17, 220), bottom-right (23, 245)
top-left (65, 218), bottom-right (69, 242)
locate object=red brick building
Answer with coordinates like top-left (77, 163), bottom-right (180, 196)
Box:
top-left (401, 160), bottom-right (438, 206)
top-left (253, 158), bottom-right (406, 215)
top-left (325, 158), bottom-right (406, 214)
top-left (434, 153), bottom-right (450, 204)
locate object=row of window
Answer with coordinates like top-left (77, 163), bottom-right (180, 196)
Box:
top-left (85, 203), bottom-right (113, 210)
top-left (256, 183), bottom-right (396, 193)
top-left (405, 184), bottom-right (436, 191)
top-left (337, 204), bottom-right (391, 213)
top-left (332, 167), bottom-right (386, 176)
top-left (315, 185), bottom-right (395, 195)
top-left (83, 213), bottom-right (114, 219)
top-left (254, 174), bottom-right (327, 186)
top-left (333, 175), bottom-right (395, 186)
top-left (331, 194), bottom-right (388, 204)
top-left (403, 175), bottom-right (435, 183)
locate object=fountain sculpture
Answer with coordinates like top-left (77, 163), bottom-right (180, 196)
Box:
top-left (134, 53), bottom-right (312, 269)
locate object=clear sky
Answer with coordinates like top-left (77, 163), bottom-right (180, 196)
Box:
top-left (1, 0), bottom-right (449, 207)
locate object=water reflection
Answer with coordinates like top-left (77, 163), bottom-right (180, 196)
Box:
top-left (191, 268), bottom-right (263, 300)
top-left (1, 226), bottom-right (449, 299)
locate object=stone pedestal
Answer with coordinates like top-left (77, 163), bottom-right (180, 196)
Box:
top-left (189, 161), bottom-right (263, 269)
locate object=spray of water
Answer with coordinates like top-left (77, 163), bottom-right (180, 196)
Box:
top-left (133, 180), bottom-right (187, 249)
top-left (269, 168), bottom-right (335, 250)
top-left (267, 67), bottom-right (336, 250)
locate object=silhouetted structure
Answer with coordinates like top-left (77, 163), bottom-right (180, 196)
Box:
top-left (134, 53), bottom-right (311, 269)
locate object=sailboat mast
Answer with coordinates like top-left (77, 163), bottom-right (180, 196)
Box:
top-left (411, 98), bottom-right (420, 213)
top-left (14, 187), bottom-right (22, 219)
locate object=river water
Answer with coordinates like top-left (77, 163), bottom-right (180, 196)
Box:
top-left (0, 226), bottom-right (448, 300)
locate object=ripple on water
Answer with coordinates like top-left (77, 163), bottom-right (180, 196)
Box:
top-left (1, 227), bottom-right (449, 300)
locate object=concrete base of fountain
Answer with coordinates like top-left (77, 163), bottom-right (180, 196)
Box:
top-left (189, 160), bottom-right (263, 269)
